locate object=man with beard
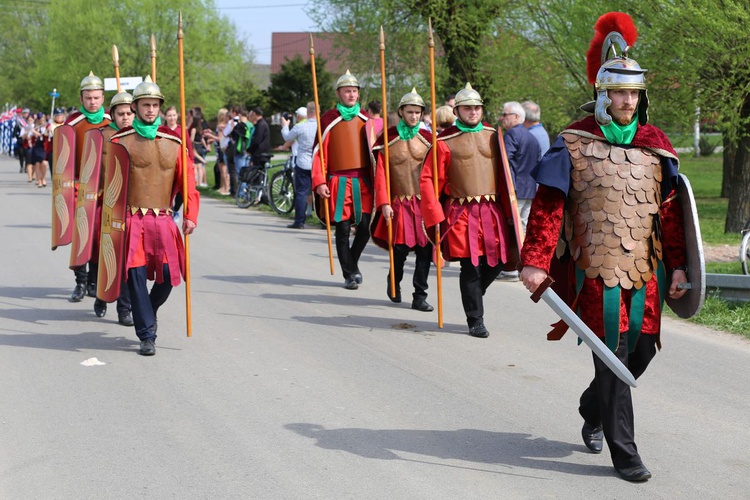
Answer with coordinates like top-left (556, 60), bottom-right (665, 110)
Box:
top-left (520, 13), bottom-right (689, 482)
top-left (110, 76), bottom-right (200, 356)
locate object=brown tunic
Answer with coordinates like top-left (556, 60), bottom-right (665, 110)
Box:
top-left (386, 135), bottom-right (429, 199)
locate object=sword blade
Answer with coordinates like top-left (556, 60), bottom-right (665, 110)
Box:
top-left (540, 288), bottom-right (637, 388)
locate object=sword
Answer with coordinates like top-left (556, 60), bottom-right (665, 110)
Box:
top-left (530, 276), bottom-right (637, 388)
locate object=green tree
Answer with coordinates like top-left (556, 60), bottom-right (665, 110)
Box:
top-left (266, 54), bottom-right (335, 115)
top-left (0, 0), bottom-right (260, 120)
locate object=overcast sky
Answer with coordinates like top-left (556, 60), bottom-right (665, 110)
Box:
top-left (214, 1), bottom-right (318, 65)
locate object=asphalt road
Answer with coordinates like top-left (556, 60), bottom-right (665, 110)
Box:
top-left (1, 156), bottom-right (749, 499)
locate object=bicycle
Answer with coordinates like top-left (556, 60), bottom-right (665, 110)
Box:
top-left (267, 156), bottom-right (295, 215)
top-left (236, 153), bottom-right (275, 209)
top-left (741, 218), bottom-right (750, 275)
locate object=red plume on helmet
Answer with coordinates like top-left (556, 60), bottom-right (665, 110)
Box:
top-left (586, 12), bottom-right (639, 85)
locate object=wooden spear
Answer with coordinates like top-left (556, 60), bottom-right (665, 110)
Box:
top-left (309, 34), bottom-right (335, 275)
top-left (150, 34), bottom-right (157, 82)
top-left (178, 12), bottom-right (193, 337)
top-left (112, 45), bottom-right (121, 92)
top-left (379, 27), bottom-right (396, 299)
top-left (428, 19), bottom-right (444, 328)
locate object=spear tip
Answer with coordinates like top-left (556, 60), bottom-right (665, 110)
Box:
top-left (428, 18), bottom-right (434, 46)
top-left (309, 33), bottom-right (314, 55)
top-left (178, 11), bottom-right (184, 38)
top-left (112, 45), bottom-right (119, 66)
top-left (379, 26), bottom-right (384, 49)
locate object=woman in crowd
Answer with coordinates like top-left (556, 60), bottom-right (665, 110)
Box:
top-left (29, 113), bottom-right (49, 187)
top-left (188, 107), bottom-right (209, 187)
top-left (202, 108), bottom-right (230, 195)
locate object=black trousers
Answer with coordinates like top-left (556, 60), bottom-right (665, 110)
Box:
top-left (391, 243), bottom-right (432, 300)
top-left (459, 256), bottom-right (502, 326)
top-left (579, 333), bottom-right (658, 468)
top-left (127, 265), bottom-right (173, 340)
top-left (334, 213), bottom-right (371, 280)
top-left (84, 263), bottom-right (132, 313)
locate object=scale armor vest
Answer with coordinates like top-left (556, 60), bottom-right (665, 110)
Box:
top-left (383, 134), bottom-right (430, 199)
top-left (326, 118), bottom-right (369, 173)
top-left (444, 129), bottom-right (498, 202)
top-left (557, 133), bottom-right (663, 290)
top-left (117, 132), bottom-right (180, 211)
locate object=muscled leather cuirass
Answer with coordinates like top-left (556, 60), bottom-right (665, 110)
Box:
top-left (558, 133), bottom-right (663, 290)
top-left (326, 118), bottom-right (369, 173)
top-left (444, 129), bottom-right (498, 201)
top-left (387, 135), bottom-right (430, 199)
top-left (118, 133), bottom-right (180, 210)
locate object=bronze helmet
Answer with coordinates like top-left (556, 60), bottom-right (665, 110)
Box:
top-left (335, 69), bottom-right (360, 89)
top-left (454, 83), bottom-right (483, 107)
top-left (110, 91), bottom-right (133, 110)
top-left (132, 75), bottom-right (164, 102)
top-left (80, 71), bottom-right (104, 92)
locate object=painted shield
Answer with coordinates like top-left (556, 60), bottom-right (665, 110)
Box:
top-left (497, 128), bottom-right (523, 269)
top-left (96, 142), bottom-right (130, 303)
top-left (69, 129), bottom-right (104, 269)
top-left (665, 173), bottom-right (706, 318)
top-left (51, 124), bottom-right (76, 250)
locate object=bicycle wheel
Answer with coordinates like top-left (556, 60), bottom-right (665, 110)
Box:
top-left (268, 170), bottom-right (295, 215)
top-left (236, 181), bottom-right (253, 208)
top-left (741, 229), bottom-right (750, 275)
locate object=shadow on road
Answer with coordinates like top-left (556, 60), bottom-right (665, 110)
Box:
top-left (285, 422), bottom-right (612, 478)
top-left (0, 329), bottom-right (139, 352)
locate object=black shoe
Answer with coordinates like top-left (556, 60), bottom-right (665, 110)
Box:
top-left (118, 310), bottom-right (134, 326)
top-left (353, 272), bottom-right (363, 284)
top-left (94, 299), bottom-right (107, 318)
top-left (468, 322), bottom-right (489, 338)
top-left (411, 298), bottom-right (434, 312)
top-left (287, 222), bottom-right (305, 229)
top-left (86, 282), bottom-right (97, 297)
top-left (615, 463), bottom-right (652, 482)
top-left (582, 422), bottom-right (604, 453)
top-left (344, 277), bottom-right (359, 290)
top-left (139, 338), bottom-right (156, 356)
top-left (71, 284), bottom-right (85, 302)
top-left (387, 276), bottom-right (401, 303)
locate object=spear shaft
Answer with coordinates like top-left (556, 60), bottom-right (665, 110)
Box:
top-left (379, 27), bottom-right (396, 299)
top-left (178, 12), bottom-right (193, 337)
top-left (428, 19), bottom-right (444, 328)
top-left (309, 34), bottom-right (335, 275)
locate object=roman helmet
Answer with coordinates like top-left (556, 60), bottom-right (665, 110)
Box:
top-left (132, 75), bottom-right (164, 103)
top-left (110, 91), bottom-right (133, 110)
top-left (582, 12), bottom-right (649, 126)
top-left (397, 87), bottom-right (425, 117)
top-left (80, 71), bottom-right (104, 92)
top-left (335, 69), bottom-right (360, 89)
top-left (454, 83), bottom-right (483, 107)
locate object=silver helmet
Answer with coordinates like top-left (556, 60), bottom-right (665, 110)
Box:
top-left (583, 13), bottom-right (649, 126)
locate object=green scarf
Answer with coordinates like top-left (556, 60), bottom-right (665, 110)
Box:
top-left (108, 122), bottom-right (119, 131)
top-left (336, 102), bottom-right (361, 121)
top-left (455, 119), bottom-right (484, 133)
top-left (396, 119), bottom-right (420, 141)
top-left (132, 116), bottom-right (162, 140)
top-left (600, 112), bottom-right (638, 145)
top-left (79, 106), bottom-right (105, 125)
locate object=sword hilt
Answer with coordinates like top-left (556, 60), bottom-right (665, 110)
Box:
top-left (530, 276), bottom-right (555, 303)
